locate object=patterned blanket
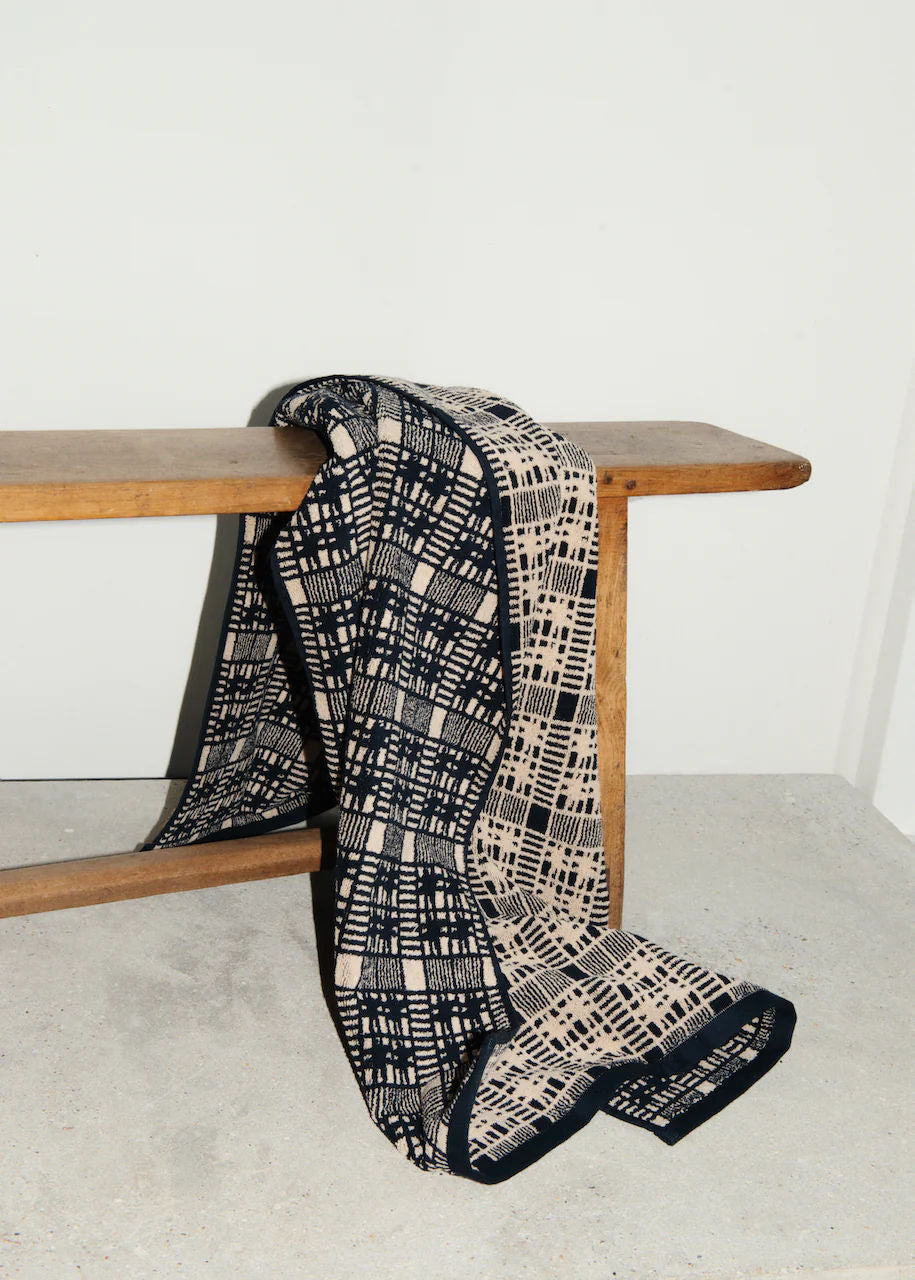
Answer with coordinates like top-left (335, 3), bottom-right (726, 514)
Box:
top-left (146, 375), bottom-right (796, 1183)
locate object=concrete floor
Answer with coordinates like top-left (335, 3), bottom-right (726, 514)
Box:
top-left (0, 775), bottom-right (911, 1280)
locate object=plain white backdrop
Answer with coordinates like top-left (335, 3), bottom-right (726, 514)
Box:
top-left (1, 1), bottom-right (913, 832)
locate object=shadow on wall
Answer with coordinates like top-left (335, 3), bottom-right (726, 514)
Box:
top-left (858, 483), bottom-right (915, 794)
top-left (164, 381), bottom-right (307, 780)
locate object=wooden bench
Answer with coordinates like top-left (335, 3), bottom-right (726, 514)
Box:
top-left (0, 421), bottom-right (811, 926)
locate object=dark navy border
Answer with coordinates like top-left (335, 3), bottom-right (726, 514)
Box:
top-left (447, 987), bottom-right (797, 1184)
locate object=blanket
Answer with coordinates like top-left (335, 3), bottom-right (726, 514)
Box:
top-left (145, 375), bottom-right (797, 1183)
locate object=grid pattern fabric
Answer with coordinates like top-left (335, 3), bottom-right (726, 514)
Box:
top-left (147, 375), bottom-right (796, 1182)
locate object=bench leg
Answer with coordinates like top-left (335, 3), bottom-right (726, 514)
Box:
top-left (596, 496), bottom-right (628, 928)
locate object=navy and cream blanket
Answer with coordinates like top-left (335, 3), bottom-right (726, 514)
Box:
top-left (147, 375), bottom-right (796, 1183)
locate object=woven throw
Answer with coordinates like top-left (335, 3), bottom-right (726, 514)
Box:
top-left (146, 375), bottom-right (797, 1183)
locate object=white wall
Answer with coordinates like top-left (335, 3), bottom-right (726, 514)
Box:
top-left (1, 1), bottom-right (914, 792)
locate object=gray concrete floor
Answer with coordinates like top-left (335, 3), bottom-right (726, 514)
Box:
top-left (0, 775), bottom-right (911, 1280)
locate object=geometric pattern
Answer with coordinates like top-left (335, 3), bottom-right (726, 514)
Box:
top-left (145, 375), bottom-right (797, 1182)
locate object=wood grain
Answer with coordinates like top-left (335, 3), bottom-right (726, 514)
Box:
top-left (559, 421), bottom-right (810, 496)
top-left (595, 496), bottom-right (628, 929)
top-left (0, 827), bottom-right (327, 918)
top-left (0, 422), bottom-right (811, 522)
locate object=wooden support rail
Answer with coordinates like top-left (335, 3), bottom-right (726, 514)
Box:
top-left (0, 828), bottom-right (328, 919)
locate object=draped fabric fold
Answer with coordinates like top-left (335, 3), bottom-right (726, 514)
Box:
top-left (145, 376), bottom-right (796, 1182)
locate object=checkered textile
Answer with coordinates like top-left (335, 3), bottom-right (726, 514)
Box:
top-left (147, 376), bottom-right (796, 1183)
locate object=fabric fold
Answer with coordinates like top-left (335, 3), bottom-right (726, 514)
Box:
top-left (145, 375), bottom-right (796, 1182)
